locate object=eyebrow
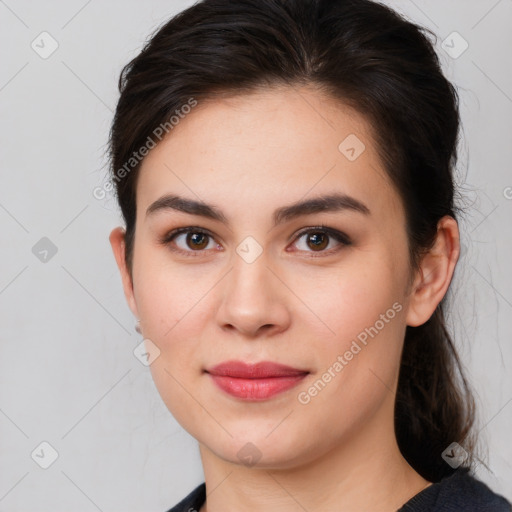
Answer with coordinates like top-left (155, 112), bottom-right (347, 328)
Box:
top-left (145, 192), bottom-right (370, 226)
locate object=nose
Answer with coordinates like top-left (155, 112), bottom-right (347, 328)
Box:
top-left (215, 249), bottom-right (291, 338)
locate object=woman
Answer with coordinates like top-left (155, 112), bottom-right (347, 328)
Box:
top-left (108, 0), bottom-right (511, 510)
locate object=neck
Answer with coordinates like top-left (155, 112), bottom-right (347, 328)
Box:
top-left (198, 408), bottom-right (430, 512)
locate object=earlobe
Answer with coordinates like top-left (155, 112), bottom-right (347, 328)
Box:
top-left (109, 226), bottom-right (139, 319)
top-left (405, 216), bottom-right (460, 327)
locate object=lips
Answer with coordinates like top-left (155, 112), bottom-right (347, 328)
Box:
top-left (205, 360), bottom-right (309, 401)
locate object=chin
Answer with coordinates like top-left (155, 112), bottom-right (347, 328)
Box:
top-left (199, 425), bottom-right (315, 470)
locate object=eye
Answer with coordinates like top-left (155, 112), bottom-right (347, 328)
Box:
top-left (159, 227), bottom-right (221, 257)
top-left (289, 226), bottom-right (351, 256)
top-left (159, 225), bottom-right (351, 258)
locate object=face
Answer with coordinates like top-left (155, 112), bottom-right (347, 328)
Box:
top-left (117, 85), bottom-right (419, 468)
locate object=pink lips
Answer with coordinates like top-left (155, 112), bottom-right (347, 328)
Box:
top-left (206, 360), bottom-right (309, 401)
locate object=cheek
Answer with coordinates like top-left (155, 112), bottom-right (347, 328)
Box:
top-left (134, 260), bottom-right (215, 432)
top-left (132, 245), bottom-right (217, 343)
top-left (288, 255), bottom-right (407, 413)
top-left (287, 256), bottom-right (405, 348)
top-left (292, 271), bottom-right (406, 449)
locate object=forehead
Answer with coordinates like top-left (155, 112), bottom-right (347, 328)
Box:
top-left (136, 85), bottom-right (404, 227)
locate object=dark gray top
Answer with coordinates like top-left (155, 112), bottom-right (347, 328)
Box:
top-left (165, 468), bottom-right (511, 512)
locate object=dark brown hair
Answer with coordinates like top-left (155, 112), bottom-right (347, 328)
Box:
top-left (109, 0), bottom-right (476, 482)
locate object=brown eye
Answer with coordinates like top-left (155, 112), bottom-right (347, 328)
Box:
top-left (305, 231), bottom-right (329, 251)
top-left (160, 227), bottom-right (219, 256)
top-left (185, 232), bottom-right (210, 250)
top-left (291, 227), bottom-right (351, 256)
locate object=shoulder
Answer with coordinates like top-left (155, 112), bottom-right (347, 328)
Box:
top-left (400, 468), bottom-right (511, 512)
top-left (164, 483), bottom-right (206, 512)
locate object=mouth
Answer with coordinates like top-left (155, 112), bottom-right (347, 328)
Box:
top-left (205, 360), bottom-right (310, 401)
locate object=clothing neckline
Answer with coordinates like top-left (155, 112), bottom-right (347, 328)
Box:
top-left (167, 467), bottom-right (511, 512)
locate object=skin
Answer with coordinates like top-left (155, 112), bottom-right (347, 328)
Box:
top-left (110, 85), bottom-right (460, 511)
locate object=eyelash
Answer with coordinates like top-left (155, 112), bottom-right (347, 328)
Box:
top-left (158, 225), bottom-right (352, 258)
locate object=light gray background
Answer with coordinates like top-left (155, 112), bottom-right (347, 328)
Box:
top-left (0, 0), bottom-right (511, 510)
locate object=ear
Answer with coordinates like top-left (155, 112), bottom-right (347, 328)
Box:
top-left (406, 216), bottom-right (460, 327)
top-left (109, 226), bottom-right (139, 319)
